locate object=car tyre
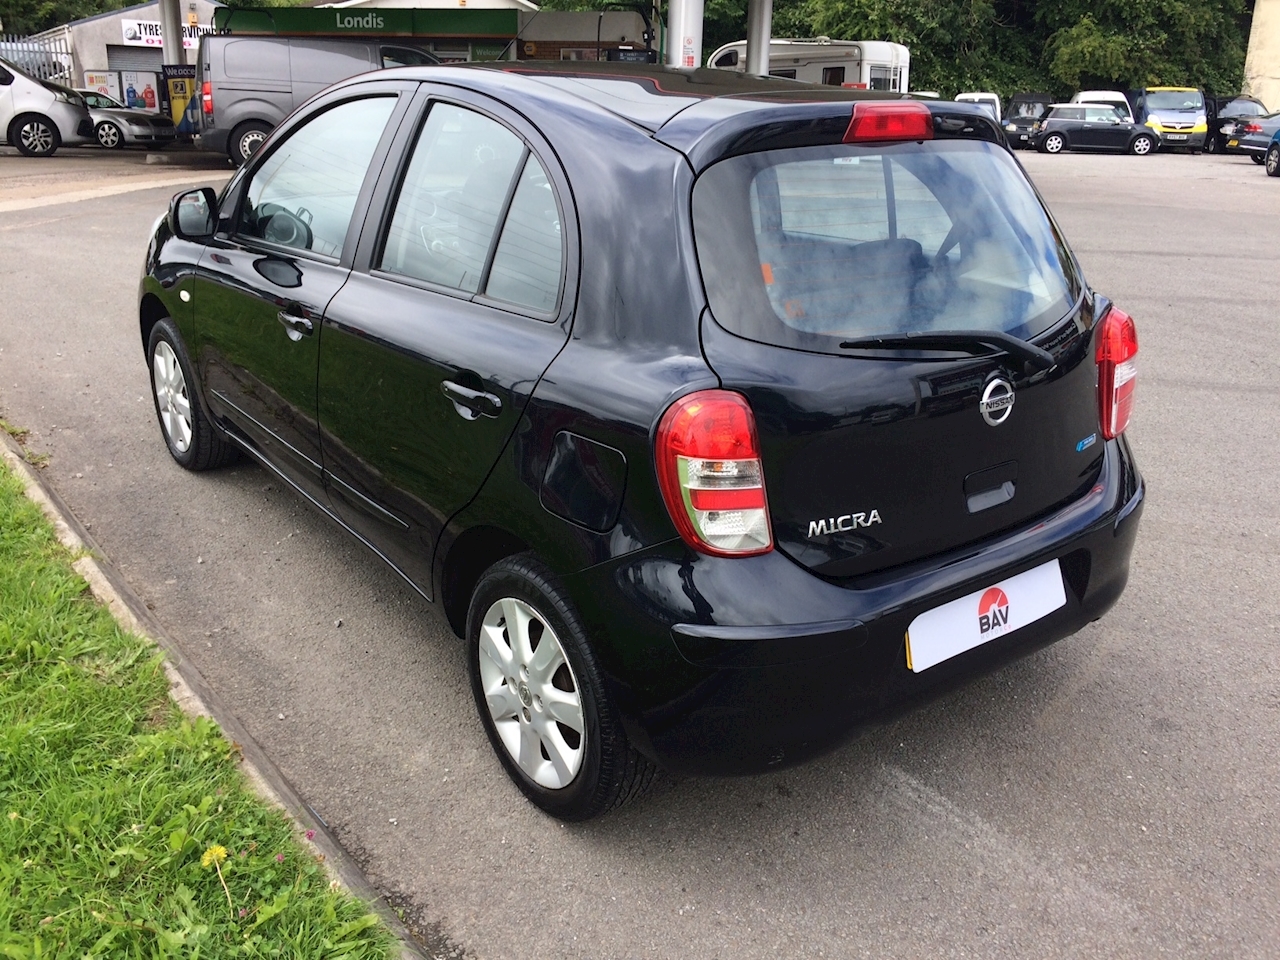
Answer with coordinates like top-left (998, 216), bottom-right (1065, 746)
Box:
top-left (1267, 144), bottom-right (1280, 177)
top-left (1251, 153), bottom-right (1266, 165)
top-left (95, 121), bottom-right (123, 149)
top-left (1130, 134), bottom-right (1155, 156)
top-left (10, 114), bottom-right (61, 157)
top-left (147, 317), bottom-right (239, 470)
top-left (1205, 135), bottom-right (1219, 154)
top-left (1041, 133), bottom-right (1065, 154)
top-left (467, 554), bottom-right (657, 821)
top-left (229, 121), bottom-right (272, 166)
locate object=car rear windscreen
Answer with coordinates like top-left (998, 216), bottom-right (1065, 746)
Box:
top-left (692, 140), bottom-right (1079, 353)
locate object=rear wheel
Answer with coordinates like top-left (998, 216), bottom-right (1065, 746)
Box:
top-left (467, 555), bottom-right (657, 820)
top-left (1267, 144), bottom-right (1280, 177)
top-left (95, 121), bottom-right (123, 149)
top-left (229, 121), bottom-right (271, 166)
top-left (1251, 153), bottom-right (1266, 165)
top-left (1205, 134), bottom-right (1219, 154)
top-left (1042, 133), bottom-right (1065, 154)
top-left (1130, 134), bottom-right (1155, 156)
top-left (147, 317), bottom-right (238, 470)
top-left (10, 114), bottom-right (60, 157)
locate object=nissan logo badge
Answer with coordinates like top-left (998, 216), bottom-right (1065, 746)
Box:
top-left (980, 378), bottom-right (1015, 426)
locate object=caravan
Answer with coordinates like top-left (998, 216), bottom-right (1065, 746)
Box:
top-left (708, 37), bottom-right (909, 91)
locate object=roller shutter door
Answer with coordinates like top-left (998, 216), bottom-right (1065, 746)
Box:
top-left (106, 45), bottom-right (164, 72)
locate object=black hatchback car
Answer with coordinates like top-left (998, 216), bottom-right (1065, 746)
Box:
top-left (141, 63), bottom-right (1143, 820)
top-left (1030, 103), bottom-right (1158, 155)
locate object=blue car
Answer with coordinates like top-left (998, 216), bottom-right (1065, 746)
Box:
top-left (1267, 129), bottom-right (1280, 176)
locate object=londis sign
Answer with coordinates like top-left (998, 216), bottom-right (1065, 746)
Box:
top-left (213, 7), bottom-right (519, 38)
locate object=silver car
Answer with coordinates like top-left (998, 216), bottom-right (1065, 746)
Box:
top-left (77, 90), bottom-right (177, 150)
top-left (1, 57), bottom-right (92, 156)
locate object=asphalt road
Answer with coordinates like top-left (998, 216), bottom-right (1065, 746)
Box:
top-left (2, 143), bottom-right (1279, 959)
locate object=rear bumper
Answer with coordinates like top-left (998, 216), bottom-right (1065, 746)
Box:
top-left (194, 126), bottom-right (229, 155)
top-left (564, 437), bottom-right (1143, 776)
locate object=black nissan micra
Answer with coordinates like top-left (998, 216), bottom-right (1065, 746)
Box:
top-left (141, 63), bottom-right (1143, 820)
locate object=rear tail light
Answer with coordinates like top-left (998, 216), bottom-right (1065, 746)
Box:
top-left (843, 100), bottom-right (933, 143)
top-left (1096, 306), bottom-right (1138, 439)
top-left (201, 81), bottom-right (213, 116)
top-left (655, 390), bottom-right (773, 557)
top-left (1240, 122), bottom-right (1261, 134)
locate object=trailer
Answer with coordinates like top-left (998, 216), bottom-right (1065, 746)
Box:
top-left (707, 37), bottom-right (909, 91)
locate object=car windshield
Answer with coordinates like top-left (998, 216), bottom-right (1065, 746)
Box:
top-left (692, 139), bottom-right (1078, 354)
top-left (1146, 91), bottom-right (1203, 112)
top-left (1008, 100), bottom-right (1048, 119)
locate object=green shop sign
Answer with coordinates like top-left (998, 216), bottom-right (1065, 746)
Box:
top-left (213, 7), bottom-right (520, 38)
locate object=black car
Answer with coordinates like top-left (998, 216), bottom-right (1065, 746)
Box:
top-left (1002, 91), bottom-right (1051, 148)
top-left (142, 64), bottom-right (1144, 820)
top-left (1226, 110), bottom-right (1280, 164)
top-left (1029, 103), bottom-right (1158, 155)
top-left (1207, 95), bottom-right (1269, 154)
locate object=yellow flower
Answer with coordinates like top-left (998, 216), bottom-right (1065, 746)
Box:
top-left (201, 844), bottom-right (228, 868)
top-left (7, 811), bottom-right (17, 820)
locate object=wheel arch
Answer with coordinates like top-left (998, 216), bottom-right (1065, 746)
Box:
top-left (439, 524), bottom-right (530, 638)
top-left (139, 293), bottom-right (169, 357)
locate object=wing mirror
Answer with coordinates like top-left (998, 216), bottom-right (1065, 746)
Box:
top-left (169, 187), bottom-right (219, 241)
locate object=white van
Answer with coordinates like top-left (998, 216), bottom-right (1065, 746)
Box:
top-left (956, 92), bottom-right (1001, 122)
top-left (0, 56), bottom-right (93, 156)
top-left (1070, 90), bottom-right (1134, 123)
top-left (708, 38), bottom-right (910, 92)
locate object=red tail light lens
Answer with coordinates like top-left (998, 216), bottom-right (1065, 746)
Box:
top-left (1240, 122), bottom-right (1261, 134)
top-left (655, 390), bottom-right (773, 557)
top-left (1096, 306), bottom-right (1138, 439)
top-left (843, 100), bottom-right (933, 143)
top-left (201, 81), bottom-right (213, 116)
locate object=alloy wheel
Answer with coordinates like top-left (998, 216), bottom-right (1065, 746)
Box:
top-left (19, 120), bottom-right (55, 156)
top-left (1132, 136), bottom-right (1153, 156)
top-left (477, 596), bottom-right (585, 789)
top-left (1268, 145), bottom-right (1280, 177)
top-left (1045, 134), bottom-right (1064, 154)
top-left (96, 122), bottom-right (121, 149)
top-left (152, 341), bottom-right (193, 453)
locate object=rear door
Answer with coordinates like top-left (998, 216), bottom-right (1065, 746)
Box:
top-left (692, 138), bottom-right (1105, 579)
top-left (317, 89), bottom-right (574, 594)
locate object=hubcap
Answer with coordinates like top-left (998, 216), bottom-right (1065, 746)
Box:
top-left (239, 131), bottom-right (266, 160)
top-left (478, 597), bottom-right (585, 790)
top-left (98, 124), bottom-right (119, 148)
top-left (152, 341), bottom-right (193, 453)
top-left (20, 121), bottom-right (53, 154)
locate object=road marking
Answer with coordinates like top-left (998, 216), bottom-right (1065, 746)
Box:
top-left (0, 174), bottom-right (229, 214)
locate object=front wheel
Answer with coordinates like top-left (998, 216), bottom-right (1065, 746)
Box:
top-left (147, 318), bottom-right (238, 470)
top-left (1042, 133), bottom-right (1065, 154)
top-left (10, 114), bottom-right (60, 157)
top-left (1267, 144), bottom-right (1280, 177)
top-left (1205, 135), bottom-right (1220, 154)
top-left (467, 555), bottom-right (657, 820)
top-left (95, 121), bottom-right (123, 149)
top-left (1130, 134), bottom-right (1155, 156)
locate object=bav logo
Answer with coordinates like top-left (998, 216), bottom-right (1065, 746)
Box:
top-left (977, 586), bottom-right (1009, 634)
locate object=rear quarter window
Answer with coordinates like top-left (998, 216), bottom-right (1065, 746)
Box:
top-left (692, 140), bottom-right (1079, 354)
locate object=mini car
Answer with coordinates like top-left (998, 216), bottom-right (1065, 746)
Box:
top-left (77, 90), bottom-right (177, 150)
top-left (1030, 103), bottom-right (1158, 155)
top-left (141, 63), bottom-right (1144, 820)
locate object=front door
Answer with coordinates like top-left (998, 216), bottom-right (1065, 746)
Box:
top-left (192, 90), bottom-right (404, 501)
top-left (317, 96), bottom-right (573, 595)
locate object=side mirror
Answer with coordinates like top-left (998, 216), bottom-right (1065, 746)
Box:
top-left (169, 187), bottom-right (219, 241)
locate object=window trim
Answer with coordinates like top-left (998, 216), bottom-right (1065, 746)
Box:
top-left (358, 86), bottom-right (572, 325)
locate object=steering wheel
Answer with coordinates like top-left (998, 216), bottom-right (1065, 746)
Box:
top-left (259, 203), bottom-right (313, 250)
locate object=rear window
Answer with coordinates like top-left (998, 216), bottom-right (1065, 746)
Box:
top-left (692, 140), bottom-right (1079, 353)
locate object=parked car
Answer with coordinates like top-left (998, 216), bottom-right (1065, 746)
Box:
top-left (195, 35), bottom-right (439, 164)
top-left (956, 91), bottom-right (1000, 122)
top-left (142, 63), bottom-right (1143, 820)
top-left (77, 90), bottom-right (177, 150)
top-left (1266, 130), bottom-right (1280, 176)
top-left (1030, 103), bottom-right (1158, 155)
top-left (0, 56), bottom-right (92, 156)
top-left (1221, 108), bottom-right (1279, 164)
top-left (1137, 86), bottom-right (1207, 152)
top-left (1070, 89), bottom-right (1134, 122)
top-left (1002, 92), bottom-right (1052, 148)
top-left (1206, 95), bottom-right (1268, 153)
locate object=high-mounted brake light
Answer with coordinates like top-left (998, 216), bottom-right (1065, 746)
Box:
top-left (1096, 306), bottom-right (1138, 440)
top-left (843, 100), bottom-right (934, 143)
top-left (655, 390), bottom-right (773, 557)
top-left (201, 81), bottom-right (213, 116)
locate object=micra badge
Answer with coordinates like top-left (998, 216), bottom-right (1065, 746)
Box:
top-left (1076, 433), bottom-right (1097, 453)
top-left (807, 511), bottom-right (882, 538)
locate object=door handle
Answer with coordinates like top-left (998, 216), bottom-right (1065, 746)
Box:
top-left (276, 309), bottom-right (313, 342)
top-left (441, 380), bottom-right (502, 420)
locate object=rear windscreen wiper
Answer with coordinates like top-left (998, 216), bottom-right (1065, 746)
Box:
top-left (839, 329), bottom-right (1056, 370)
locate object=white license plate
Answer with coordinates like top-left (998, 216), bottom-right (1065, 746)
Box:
top-left (905, 560), bottom-right (1066, 672)
top-left (1166, 134), bottom-right (1188, 141)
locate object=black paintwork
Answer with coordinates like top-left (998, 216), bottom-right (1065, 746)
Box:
top-left (1028, 105), bottom-right (1155, 154)
top-left (140, 63), bottom-right (1143, 776)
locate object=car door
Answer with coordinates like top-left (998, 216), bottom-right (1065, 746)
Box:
top-left (317, 90), bottom-right (575, 596)
top-left (1082, 105), bottom-right (1126, 149)
top-left (191, 83), bottom-right (411, 503)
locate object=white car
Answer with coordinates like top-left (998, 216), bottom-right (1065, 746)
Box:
top-left (0, 56), bottom-right (93, 156)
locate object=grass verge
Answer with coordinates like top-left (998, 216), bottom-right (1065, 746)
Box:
top-left (0, 460), bottom-right (396, 958)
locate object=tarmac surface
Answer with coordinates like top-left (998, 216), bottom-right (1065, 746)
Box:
top-left (1, 143), bottom-right (1279, 958)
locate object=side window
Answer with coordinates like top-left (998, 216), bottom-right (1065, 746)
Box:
top-left (238, 96), bottom-right (396, 257)
top-left (380, 103), bottom-right (525, 293)
top-left (0, 67), bottom-right (12, 85)
top-left (1085, 107), bottom-right (1114, 122)
top-left (821, 66), bottom-right (845, 86)
top-left (485, 154), bottom-right (563, 312)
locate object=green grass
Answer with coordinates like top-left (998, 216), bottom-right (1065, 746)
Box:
top-left (0, 461), bottom-right (396, 958)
